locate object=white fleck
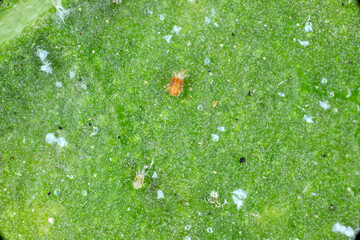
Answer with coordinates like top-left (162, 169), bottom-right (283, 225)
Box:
top-left (357, 105), bottom-right (360, 112)
top-left (207, 227), bottom-right (213, 233)
top-left (53, 0), bottom-right (70, 23)
top-left (54, 189), bottom-right (60, 196)
top-left (211, 8), bottom-right (216, 16)
top-left (160, 14), bottom-right (165, 21)
top-left (36, 49), bottom-right (49, 62)
top-left (90, 126), bottom-right (99, 137)
top-left (298, 40), bottom-right (310, 46)
top-left (45, 133), bottom-right (67, 147)
top-left (81, 84), bottom-right (87, 90)
top-left (205, 17), bottom-right (211, 24)
top-left (321, 77), bottom-right (328, 84)
top-left (172, 25), bottom-right (182, 34)
top-left (82, 190), bottom-right (87, 196)
top-left (211, 134), bottom-right (219, 142)
top-left (296, 23), bottom-right (300, 26)
top-left (185, 225), bottom-right (191, 230)
top-left (213, 22), bottom-right (219, 28)
top-left (67, 175), bottom-right (73, 179)
top-left (329, 91), bottom-right (334, 97)
top-left (163, 35), bottom-right (172, 43)
top-left (48, 218), bottom-right (54, 224)
top-left (157, 190), bottom-right (165, 199)
top-left (277, 92), bottom-right (285, 97)
top-left (310, 192), bottom-right (317, 196)
top-left (303, 115), bottom-right (314, 123)
top-left (217, 127), bottom-right (225, 132)
top-left (40, 62), bottom-right (52, 74)
top-left (197, 105), bottom-right (203, 111)
top-left (209, 72), bottom-right (213, 76)
top-left (152, 172), bottom-right (157, 178)
top-left (146, 9), bottom-right (153, 14)
top-left (56, 137), bottom-right (67, 147)
top-left (184, 237), bottom-right (191, 240)
top-left (231, 188), bottom-right (247, 210)
top-left (332, 222), bottom-right (355, 238)
top-left (69, 71), bottom-right (75, 79)
top-left (55, 82), bottom-right (63, 88)
top-left (346, 88), bottom-right (351, 98)
top-left (204, 57), bottom-right (211, 65)
top-left (319, 101), bottom-right (331, 110)
top-left (304, 22), bottom-right (313, 32)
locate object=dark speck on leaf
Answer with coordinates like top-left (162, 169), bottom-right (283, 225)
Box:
top-left (232, 32), bottom-right (235, 36)
top-left (208, 69), bottom-right (211, 72)
top-left (117, 136), bottom-right (121, 139)
top-left (14, 112), bottom-right (16, 115)
top-left (239, 157), bottom-right (246, 163)
top-left (47, 192), bottom-right (51, 196)
top-left (208, 212), bottom-right (211, 215)
top-left (342, 3), bottom-right (344, 6)
top-left (349, 61), bottom-right (353, 64)
top-left (323, 154), bottom-right (327, 158)
top-left (235, 118), bottom-right (238, 121)
top-left (59, 126), bottom-right (63, 130)
top-left (20, 64), bottom-right (23, 67)
top-left (88, 123), bottom-right (92, 126)
top-left (10, 156), bottom-right (14, 160)
top-left (174, 193), bottom-right (177, 196)
top-left (78, 78), bottom-right (82, 82)
top-left (248, 91), bottom-right (252, 96)
top-left (260, 102), bottom-right (265, 106)
top-left (329, 204), bottom-right (336, 211)
top-left (79, 32), bottom-right (82, 35)
top-left (8, 127), bottom-right (11, 130)
top-left (7, 3), bottom-right (9, 6)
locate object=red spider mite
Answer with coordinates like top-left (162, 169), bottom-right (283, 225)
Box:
top-left (169, 70), bottom-right (187, 96)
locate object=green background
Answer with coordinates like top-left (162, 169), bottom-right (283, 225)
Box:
top-left (0, 0), bottom-right (359, 239)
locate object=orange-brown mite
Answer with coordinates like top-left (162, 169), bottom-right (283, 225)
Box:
top-left (169, 70), bottom-right (187, 96)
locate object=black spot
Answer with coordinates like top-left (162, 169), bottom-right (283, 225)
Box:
top-left (47, 192), bottom-right (51, 196)
top-left (208, 69), bottom-right (211, 72)
top-left (59, 126), bottom-right (63, 130)
top-left (174, 193), bottom-right (177, 196)
top-left (235, 118), bottom-right (238, 121)
top-left (7, 3), bottom-right (9, 6)
top-left (117, 136), bottom-right (121, 139)
top-left (79, 32), bottom-right (82, 35)
top-left (323, 154), bottom-right (327, 158)
top-left (355, 231), bottom-right (360, 240)
top-left (329, 204), bottom-right (336, 211)
top-left (239, 157), bottom-right (246, 163)
top-left (260, 102), bottom-right (265, 106)
top-left (10, 156), bottom-right (14, 160)
top-left (232, 32), bottom-right (235, 36)
top-left (88, 123), bottom-right (92, 126)
top-left (208, 212), bottom-right (211, 215)
top-left (120, 49), bottom-right (123, 52)
top-left (78, 78), bottom-right (82, 82)
top-left (14, 112), bottom-right (16, 115)
top-left (342, 3), bottom-right (344, 6)
top-left (248, 91), bottom-right (252, 96)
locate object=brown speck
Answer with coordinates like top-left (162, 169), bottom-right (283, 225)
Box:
top-left (20, 64), bottom-right (23, 67)
top-left (10, 156), bottom-right (14, 160)
top-left (79, 32), bottom-right (82, 35)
